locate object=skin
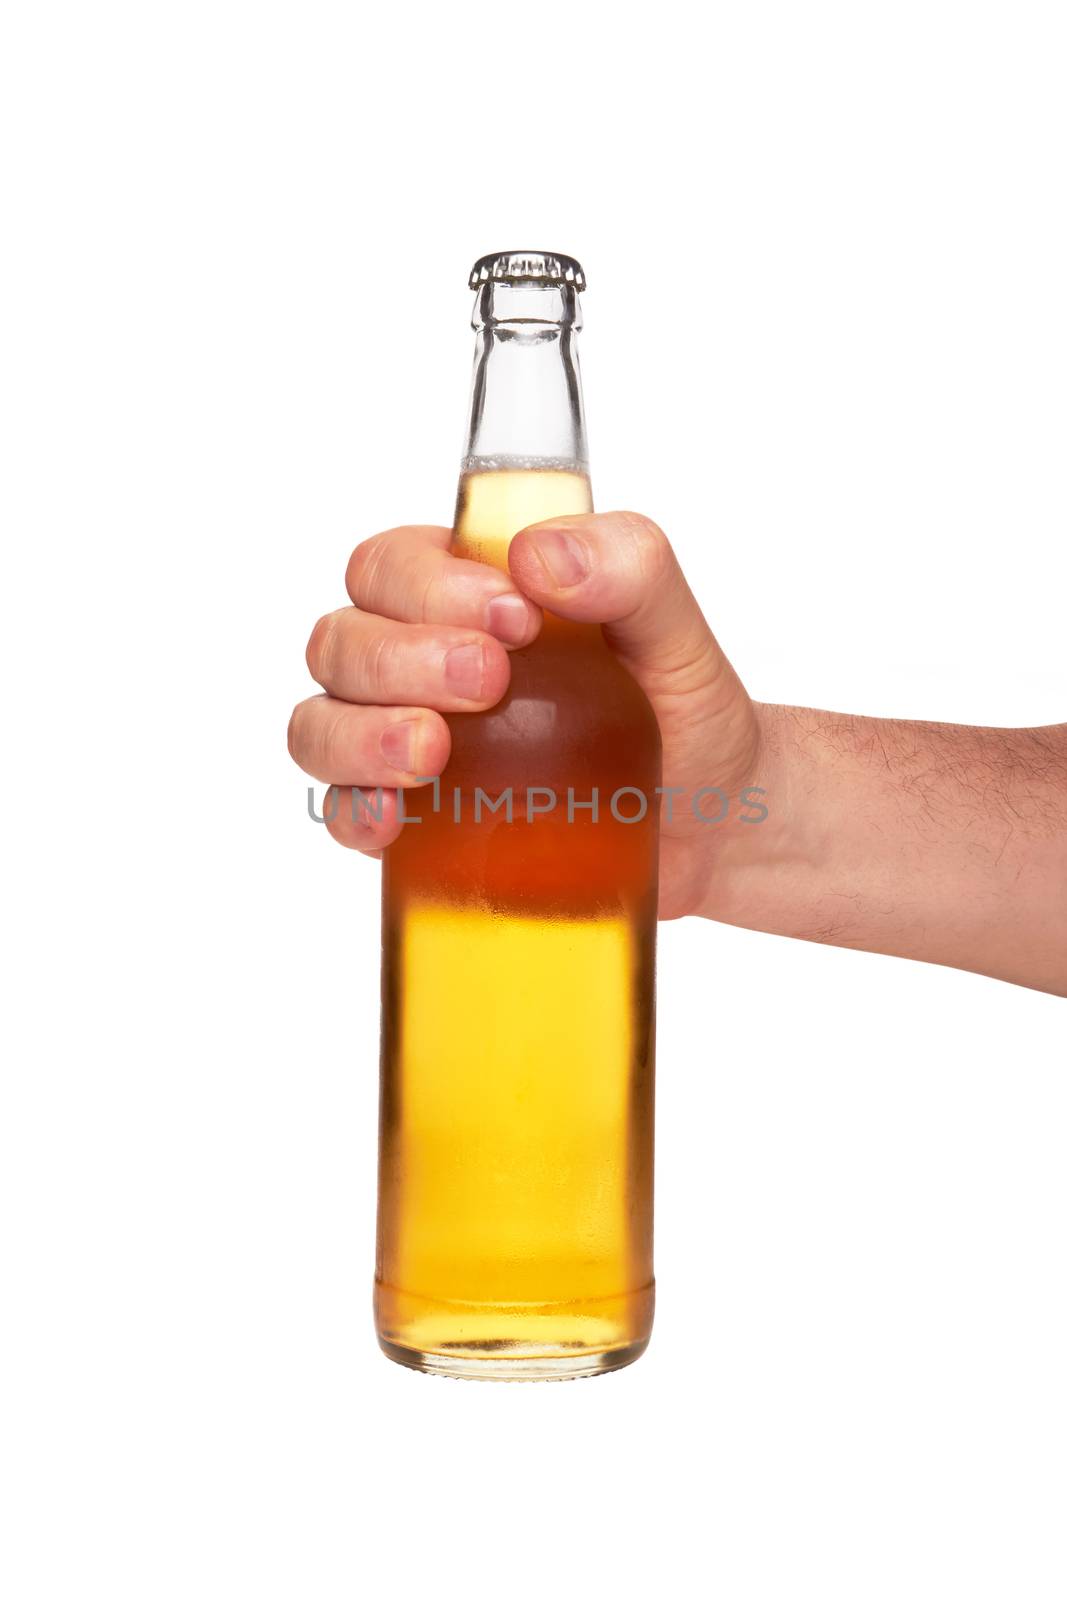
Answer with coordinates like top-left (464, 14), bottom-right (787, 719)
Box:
top-left (288, 512), bottom-right (1067, 997)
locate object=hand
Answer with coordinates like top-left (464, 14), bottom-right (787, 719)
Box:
top-left (288, 512), bottom-right (1067, 991)
top-left (287, 512), bottom-right (761, 919)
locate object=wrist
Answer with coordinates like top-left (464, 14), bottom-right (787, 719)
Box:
top-left (691, 702), bottom-right (826, 932)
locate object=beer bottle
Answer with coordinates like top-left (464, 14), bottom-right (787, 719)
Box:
top-left (374, 252), bottom-right (660, 1378)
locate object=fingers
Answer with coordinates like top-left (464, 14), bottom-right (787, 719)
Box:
top-left (296, 512), bottom-right (758, 859)
top-left (296, 521), bottom-right (539, 860)
top-left (322, 786), bottom-right (404, 853)
top-left (346, 524), bottom-right (540, 646)
top-left (306, 608), bottom-right (511, 711)
top-left (287, 695), bottom-right (451, 786)
top-left (509, 511), bottom-right (759, 792)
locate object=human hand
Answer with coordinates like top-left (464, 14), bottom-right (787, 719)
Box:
top-left (288, 512), bottom-right (1067, 990)
top-left (287, 512), bottom-right (762, 919)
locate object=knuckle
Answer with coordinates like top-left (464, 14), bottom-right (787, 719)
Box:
top-left (346, 531), bottom-right (389, 604)
top-left (618, 511), bottom-right (671, 576)
top-left (360, 627), bottom-right (402, 696)
top-left (286, 705), bottom-right (301, 760)
top-left (416, 559), bottom-right (440, 623)
top-left (305, 613), bottom-right (337, 682)
top-left (319, 706), bottom-right (352, 777)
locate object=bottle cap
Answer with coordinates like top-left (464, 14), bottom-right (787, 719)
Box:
top-left (469, 251), bottom-right (586, 292)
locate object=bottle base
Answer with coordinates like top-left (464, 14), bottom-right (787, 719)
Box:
top-left (377, 1335), bottom-right (648, 1382)
top-left (374, 1280), bottom-right (654, 1380)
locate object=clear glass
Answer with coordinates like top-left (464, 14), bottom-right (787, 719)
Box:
top-left (463, 279), bottom-right (588, 471)
top-left (374, 269), bottom-right (660, 1379)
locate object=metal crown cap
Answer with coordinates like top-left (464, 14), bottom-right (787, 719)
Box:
top-left (469, 251), bottom-right (586, 292)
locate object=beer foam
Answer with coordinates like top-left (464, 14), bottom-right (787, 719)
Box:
top-left (461, 453), bottom-right (589, 476)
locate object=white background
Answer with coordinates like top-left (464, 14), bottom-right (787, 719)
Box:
top-left (2, 2), bottom-right (1065, 1596)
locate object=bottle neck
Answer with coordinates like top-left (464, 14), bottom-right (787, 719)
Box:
top-left (461, 281), bottom-right (588, 472)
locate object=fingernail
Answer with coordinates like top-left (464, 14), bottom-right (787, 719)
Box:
top-left (379, 719), bottom-right (420, 772)
top-left (486, 593), bottom-right (531, 645)
top-left (528, 527), bottom-right (587, 588)
top-left (444, 642), bottom-right (486, 699)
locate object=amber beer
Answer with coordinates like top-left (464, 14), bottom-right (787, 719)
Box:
top-left (374, 252), bottom-right (660, 1378)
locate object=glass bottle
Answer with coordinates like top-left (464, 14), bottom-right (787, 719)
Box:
top-left (374, 251), bottom-right (660, 1378)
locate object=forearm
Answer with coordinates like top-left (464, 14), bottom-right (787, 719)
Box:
top-left (707, 706), bottom-right (1067, 995)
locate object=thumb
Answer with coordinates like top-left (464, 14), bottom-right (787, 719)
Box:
top-left (509, 511), bottom-right (760, 795)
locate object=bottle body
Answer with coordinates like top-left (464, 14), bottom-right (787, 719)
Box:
top-left (374, 259), bottom-right (659, 1378)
